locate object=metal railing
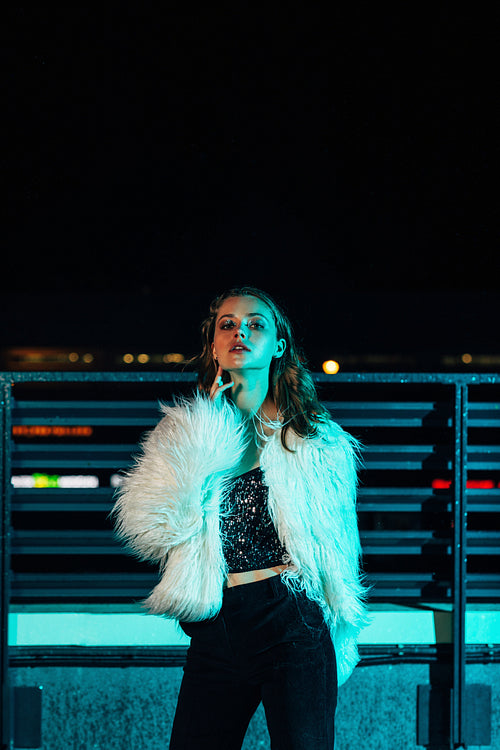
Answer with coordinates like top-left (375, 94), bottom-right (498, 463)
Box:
top-left (1, 370), bottom-right (500, 749)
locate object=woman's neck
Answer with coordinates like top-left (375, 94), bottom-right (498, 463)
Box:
top-left (228, 374), bottom-right (279, 436)
top-left (229, 373), bottom-right (270, 417)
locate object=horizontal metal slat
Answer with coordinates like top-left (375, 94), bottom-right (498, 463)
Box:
top-left (11, 487), bottom-right (115, 512)
top-left (12, 400), bottom-right (450, 425)
top-left (360, 531), bottom-right (452, 555)
top-left (367, 572), bottom-right (451, 599)
top-left (14, 417), bottom-right (155, 427)
top-left (10, 487), bottom-right (498, 514)
top-left (468, 403), bottom-right (500, 428)
top-left (359, 488), bottom-right (500, 513)
top-left (8, 572), bottom-right (452, 602)
top-left (9, 646), bottom-right (188, 668)
top-left (467, 575), bottom-right (500, 599)
top-left (467, 532), bottom-right (500, 554)
top-left (12, 530), bottom-right (120, 555)
top-left (324, 401), bottom-right (452, 428)
top-left (11, 443), bottom-right (136, 469)
top-left (464, 489), bottom-right (500, 512)
top-left (20, 400), bottom-right (499, 429)
top-left (10, 572), bottom-right (156, 600)
top-left (10, 491), bottom-right (499, 515)
top-left (362, 531), bottom-right (500, 556)
top-left (358, 487), bottom-right (451, 512)
top-left (12, 485), bottom-right (494, 513)
top-left (467, 445), bottom-right (500, 470)
top-left (12, 400), bottom-right (164, 426)
top-left (12, 529), bottom-right (499, 557)
top-left (10, 574), bottom-right (498, 602)
top-left (363, 445), bottom-right (451, 471)
top-left (11, 400), bottom-right (500, 430)
top-left (11, 443), bottom-right (455, 471)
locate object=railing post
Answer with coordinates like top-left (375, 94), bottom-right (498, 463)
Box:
top-left (0, 382), bottom-right (12, 749)
top-left (452, 384), bottom-right (468, 748)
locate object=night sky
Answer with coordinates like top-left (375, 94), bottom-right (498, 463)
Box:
top-left (3, 7), bottom-right (498, 368)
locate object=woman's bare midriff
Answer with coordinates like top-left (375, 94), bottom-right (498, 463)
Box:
top-left (225, 564), bottom-right (289, 588)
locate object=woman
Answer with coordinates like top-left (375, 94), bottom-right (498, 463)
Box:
top-left (113, 286), bottom-right (369, 749)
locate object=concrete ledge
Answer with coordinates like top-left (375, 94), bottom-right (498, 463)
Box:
top-left (10, 662), bottom-right (500, 749)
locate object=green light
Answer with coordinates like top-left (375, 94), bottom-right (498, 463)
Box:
top-left (33, 473), bottom-right (60, 488)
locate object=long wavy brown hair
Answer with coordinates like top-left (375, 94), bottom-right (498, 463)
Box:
top-left (188, 286), bottom-right (330, 451)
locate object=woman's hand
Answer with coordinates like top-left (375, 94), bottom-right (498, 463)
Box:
top-left (209, 365), bottom-right (234, 402)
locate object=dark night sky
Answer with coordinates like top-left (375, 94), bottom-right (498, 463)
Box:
top-left (2, 7), bottom-right (498, 367)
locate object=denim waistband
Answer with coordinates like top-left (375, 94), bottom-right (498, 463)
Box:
top-left (222, 571), bottom-right (285, 603)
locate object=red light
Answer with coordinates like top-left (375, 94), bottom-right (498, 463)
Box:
top-left (432, 478), bottom-right (496, 490)
top-left (12, 425), bottom-right (93, 438)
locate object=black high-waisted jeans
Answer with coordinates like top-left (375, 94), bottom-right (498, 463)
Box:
top-left (169, 574), bottom-right (337, 749)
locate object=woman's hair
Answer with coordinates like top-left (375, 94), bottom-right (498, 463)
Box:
top-left (190, 286), bottom-right (330, 451)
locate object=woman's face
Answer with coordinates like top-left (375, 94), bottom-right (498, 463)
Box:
top-left (211, 296), bottom-right (285, 376)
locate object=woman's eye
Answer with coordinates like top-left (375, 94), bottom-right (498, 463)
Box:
top-left (219, 319), bottom-right (264, 329)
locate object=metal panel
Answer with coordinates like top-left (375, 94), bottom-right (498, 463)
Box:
top-left (0, 384), bottom-right (12, 749)
top-left (2, 370), bottom-right (500, 749)
top-left (5, 375), bottom-right (499, 607)
top-left (452, 384), bottom-right (468, 748)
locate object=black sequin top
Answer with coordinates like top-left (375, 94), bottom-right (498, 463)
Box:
top-left (221, 466), bottom-right (289, 574)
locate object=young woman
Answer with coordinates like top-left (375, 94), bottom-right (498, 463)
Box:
top-left (113, 286), bottom-right (369, 749)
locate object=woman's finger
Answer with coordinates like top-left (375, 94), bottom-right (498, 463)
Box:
top-left (210, 368), bottom-right (233, 401)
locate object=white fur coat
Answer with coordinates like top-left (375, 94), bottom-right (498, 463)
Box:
top-left (113, 391), bottom-right (369, 685)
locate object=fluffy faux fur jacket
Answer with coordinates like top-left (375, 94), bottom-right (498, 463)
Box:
top-left (113, 391), bottom-right (369, 685)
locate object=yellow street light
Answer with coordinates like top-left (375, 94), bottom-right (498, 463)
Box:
top-left (322, 360), bottom-right (340, 375)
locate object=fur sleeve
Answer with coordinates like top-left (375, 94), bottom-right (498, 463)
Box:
top-left (264, 418), bottom-right (370, 684)
top-left (111, 392), bottom-right (247, 562)
top-left (314, 421), bottom-right (371, 683)
top-left (311, 420), bottom-right (370, 612)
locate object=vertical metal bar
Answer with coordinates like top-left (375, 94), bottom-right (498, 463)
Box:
top-left (452, 384), bottom-right (468, 748)
top-left (0, 382), bottom-right (12, 749)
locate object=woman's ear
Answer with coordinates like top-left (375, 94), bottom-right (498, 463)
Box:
top-left (274, 339), bottom-right (286, 359)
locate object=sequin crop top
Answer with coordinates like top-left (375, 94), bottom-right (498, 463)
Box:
top-left (221, 466), bottom-right (289, 574)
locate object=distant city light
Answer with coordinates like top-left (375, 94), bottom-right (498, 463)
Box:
top-left (82, 353), bottom-right (94, 363)
top-left (322, 360), bottom-right (340, 375)
top-left (12, 474), bottom-right (99, 489)
top-left (68, 352), bottom-right (79, 362)
top-left (432, 478), bottom-right (497, 489)
top-left (13, 425), bottom-right (93, 438)
top-left (461, 353), bottom-right (472, 364)
top-left (120, 352), bottom-right (185, 365)
top-left (110, 473), bottom-right (124, 488)
top-left (163, 353), bottom-right (184, 363)
top-left (432, 479), bottom-right (451, 489)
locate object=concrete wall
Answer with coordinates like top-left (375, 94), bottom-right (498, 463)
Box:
top-left (10, 663), bottom-right (499, 749)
